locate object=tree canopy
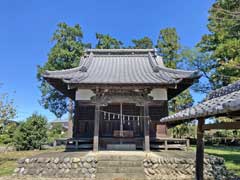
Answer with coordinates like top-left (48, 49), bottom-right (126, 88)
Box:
top-left (95, 33), bottom-right (123, 49)
top-left (157, 28), bottom-right (180, 69)
top-left (47, 122), bottom-right (67, 144)
top-left (37, 23), bottom-right (85, 118)
top-left (157, 28), bottom-right (194, 110)
top-left (0, 85), bottom-right (16, 124)
top-left (14, 113), bottom-right (48, 150)
top-left (0, 122), bottom-right (17, 145)
top-left (179, 48), bottom-right (215, 93)
top-left (197, 0), bottom-right (240, 88)
top-left (156, 27), bottom-right (194, 137)
top-left (132, 37), bottom-right (153, 49)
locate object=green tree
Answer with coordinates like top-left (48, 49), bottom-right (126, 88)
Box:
top-left (0, 122), bottom-right (18, 145)
top-left (47, 123), bottom-right (67, 144)
top-left (157, 28), bottom-right (180, 69)
top-left (13, 113), bottom-right (48, 150)
top-left (132, 37), bottom-right (153, 49)
top-left (197, 0), bottom-right (240, 87)
top-left (171, 90), bottom-right (194, 111)
top-left (0, 85), bottom-right (17, 145)
top-left (180, 48), bottom-right (216, 93)
top-left (170, 123), bottom-right (196, 138)
top-left (157, 28), bottom-right (194, 111)
top-left (157, 28), bottom-right (194, 137)
top-left (37, 22), bottom-right (85, 118)
top-left (0, 86), bottom-right (16, 125)
top-left (95, 33), bottom-right (123, 49)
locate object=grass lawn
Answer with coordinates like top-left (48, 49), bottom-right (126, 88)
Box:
top-left (0, 148), bottom-right (64, 177)
top-left (191, 146), bottom-right (240, 176)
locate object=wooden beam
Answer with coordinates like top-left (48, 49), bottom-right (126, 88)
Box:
top-left (144, 103), bottom-right (150, 151)
top-left (93, 102), bottom-right (100, 151)
top-left (196, 118), bottom-right (205, 180)
top-left (203, 121), bottom-right (240, 130)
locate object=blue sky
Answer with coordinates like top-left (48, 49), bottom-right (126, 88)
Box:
top-left (0, 0), bottom-right (214, 121)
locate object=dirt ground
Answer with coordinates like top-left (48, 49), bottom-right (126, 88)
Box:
top-left (0, 176), bottom-right (87, 180)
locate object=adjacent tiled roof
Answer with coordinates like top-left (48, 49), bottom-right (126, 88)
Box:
top-left (160, 81), bottom-right (240, 124)
top-left (206, 81), bottom-right (240, 100)
top-left (43, 49), bottom-right (200, 85)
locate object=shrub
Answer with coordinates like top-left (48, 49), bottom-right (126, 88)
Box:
top-left (47, 123), bottom-right (67, 144)
top-left (13, 113), bottom-right (48, 150)
top-left (0, 123), bottom-right (18, 145)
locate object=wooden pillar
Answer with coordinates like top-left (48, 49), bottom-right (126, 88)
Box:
top-left (164, 140), bottom-right (168, 150)
top-left (53, 140), bottom-right (57, 147)
top-left (144, 102), bottom-right (150, 151)
top-left (196, 118), bottom-right (205, 180)
top-left (93, 89), bottom-right (100, 151)
top-left (67, 99), bottom-right (74, 138)
top-left (72, 101), bottom-right (78, 139)
top-left (75, 140), bottom-right (78, 150)
top-left (186, 139), bottom-right (190, 151)
top-left (93, 102), bottom-right (100, 151)
top-left (120, 103), bottom-right (123, 138)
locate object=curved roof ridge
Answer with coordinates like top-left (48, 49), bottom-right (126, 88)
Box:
top-left (206, 80), bottom-right (240, 100)
top-left (158, 66), bottom-right (199, 75)
top-left (147, 52), bottom-right (161, 72)
top-left (92, 54), bottom-right (149, 57)
top-left (43, 66), bottom-right (81, 77)
top-left (79, 52), bottom-right (94, 72)
top-left (145, 51), bottom-right (200, 78)
top-left (85, 48), bottom-right (155, 53)
top-left (42, 53), bottom-right (95, 78)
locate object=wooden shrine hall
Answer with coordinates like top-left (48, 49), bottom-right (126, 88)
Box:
top-left (42, 49), bottom-right (200, 151)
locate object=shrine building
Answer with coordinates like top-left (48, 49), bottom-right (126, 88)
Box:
top-left (42, 49), bottom-right (200, 151)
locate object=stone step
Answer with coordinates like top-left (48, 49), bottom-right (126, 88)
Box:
top-left (96, 173), bottom-right (146, 180)
top-left (98, 160), bottom-right (143, 167)
top-left (97, 155), bottom-right (145, 161)
top-left (97, 166), bottom-right (144, 173)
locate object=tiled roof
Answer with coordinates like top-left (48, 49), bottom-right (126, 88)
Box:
top-left (206, 81), bottom-right (240, 100)
top-left (42, 49), bottom-right (200, 85)
top-left (160, 81), bottom-right (240, 124)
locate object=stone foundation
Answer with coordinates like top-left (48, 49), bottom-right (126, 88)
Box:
top-left (15, 155), bottom-right (97, 179)
top-left (0, 146), bottom-right (15, 153)
top-left (143, 154), bottom-right (237, 180)
top-left (14, 151), bottom-right (239, 180)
